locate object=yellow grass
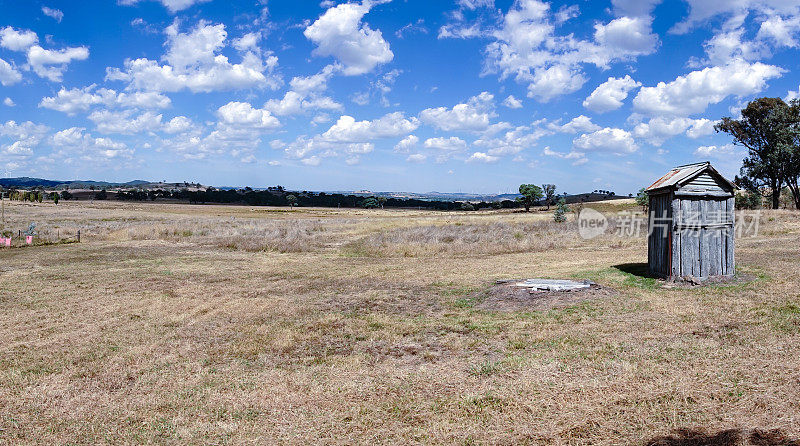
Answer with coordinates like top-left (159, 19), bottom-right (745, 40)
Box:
top-left (0, 200), bottom-right (799, 444)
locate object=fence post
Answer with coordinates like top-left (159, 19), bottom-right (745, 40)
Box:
top-left (77, 230), bottom-right (80, 243)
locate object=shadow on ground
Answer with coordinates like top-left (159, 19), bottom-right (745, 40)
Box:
top-left (612, 262), bottom-right (654, 279)
top-left (646, 428), bottom-right (800, 446)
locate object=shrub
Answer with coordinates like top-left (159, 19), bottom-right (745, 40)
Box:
top-left (735, 190), bottom-right (762, 209)
top-left (553, 198), bottom-right (568, 223)
top-left (635, 187), bottom-right (649, 211)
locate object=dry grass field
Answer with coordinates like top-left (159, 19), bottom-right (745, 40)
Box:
top-left (0, 199), bottom-right (799, 445)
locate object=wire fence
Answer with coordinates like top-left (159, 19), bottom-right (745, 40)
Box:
top-left (0, 229), bottom-right (80, 248)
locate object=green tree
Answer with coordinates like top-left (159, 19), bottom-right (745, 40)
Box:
top-left (95, 189), bottom-right (107, 200)
top-left (716, 97), bottom-right (799, 209)
top-left (517, 184), bottom-right (543, 212)
top-left (360, 197), bottom-right (379, 208)
top-left (776, 99), bottom-right (800, 209)
top-left (376, 196), bottom-right (387, 209)
top-left (60, 191), bottom-right (73, 200)
top-left (635, 187), bottom-right (649, 211)
top-left (553, 198), bottom-right (569, 223)
top-left (285, 194), bottom-right (297, 208)
top-left (541, 184), bottom-right (557, 210)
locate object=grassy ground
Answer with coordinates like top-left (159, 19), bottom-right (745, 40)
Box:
top-left (0, 200), bottom-right (799, 444)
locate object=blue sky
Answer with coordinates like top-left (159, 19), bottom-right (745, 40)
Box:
top-left (1, 0), bottom-right (799, 194)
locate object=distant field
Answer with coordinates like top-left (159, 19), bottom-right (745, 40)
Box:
top-left (0, 200), bottom-right (799, 444)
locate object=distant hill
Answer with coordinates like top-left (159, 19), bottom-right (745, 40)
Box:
top-left (0, 177), bottom-right (64, 188)
top-left (0, 177), bottom-right (153, 188)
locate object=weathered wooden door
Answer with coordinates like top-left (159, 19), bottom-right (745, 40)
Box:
top-left (675, 196), bottom-right (734, 278)
top-left (648, 193), bottom-right (672, 277)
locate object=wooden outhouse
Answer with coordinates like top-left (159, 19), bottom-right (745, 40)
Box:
top-left (645, 162), bottom-right (738, 280)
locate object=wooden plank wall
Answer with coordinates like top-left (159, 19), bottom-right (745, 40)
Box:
top-left (684, 172), bottom-right (725, 192)
top-left (726, 196), bottom-right (735, 276)
top-left (671, 197), bottom-right (681, 277)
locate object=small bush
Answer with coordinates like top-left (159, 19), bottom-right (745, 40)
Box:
top-left (553, 198), bottom-right (569, 223)
top-left (735, 191), bottom-right (761, 210)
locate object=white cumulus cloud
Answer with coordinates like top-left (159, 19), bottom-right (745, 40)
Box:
top-left (163, 116), bottom-right (193, 134)
top-left (40, 85), bottom-right (171, 115)
top-left (583, 75), bottom-right (641, 113)
top-left (217, 101), bottom-right (280, 129)
top-left (304, 0), bottom-right (393, 76)
top-left (633, 117), bottom-right (715, 146)
top-left (502, 95), bottom-right (523, 108)
top-left (107, 21), bottom-right (279, 93)
top-left (322, 112), bottom-right (419, 143)
top-left (420, 92), bottom-right (494, 131)
top-left (51, 127), bottom-right (132, 161)
top-left (1, 26), bottom-right (88, 82)
top-left (406, 153), bottom-right (427, 163)
top-left (550, 115), bottom-right (601, 133)
top-left (394, 134), bottom-right (419, 153)
top-left (633, 60), bottom-right (784, 117)
top-left (473, 125), bottom-right (548, 156)
top-left (27, 45), bottom-right (90, 81)
top-left (467, 0), bottom-right (658, 102)
top-left (0, 58), bottom-right (22, 86)
top-left (0, 27), bottom-right (38, 51)
top-left (694, 143), bottom-right (739, 158)
top-left (466, 151), bottom-right (499, 163)
top-left (573, 127), bottom-right (638, 154)
top-left (424, 136), bottom-right (467, 151)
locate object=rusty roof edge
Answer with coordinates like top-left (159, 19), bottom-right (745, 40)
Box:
top-left (646, 161), bottom-right (739, 194)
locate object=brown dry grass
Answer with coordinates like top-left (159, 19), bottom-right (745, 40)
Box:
top-left (0, 200), bottom-right (799, 445)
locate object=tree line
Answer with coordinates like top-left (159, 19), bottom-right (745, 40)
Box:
top-left (115, 188), bottom-right (521, 211)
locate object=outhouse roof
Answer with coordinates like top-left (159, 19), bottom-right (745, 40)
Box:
top-left (646, 161), bottom-right (738, 194)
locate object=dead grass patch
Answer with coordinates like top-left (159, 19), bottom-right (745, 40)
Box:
top-left (1, 201), bottom-right (800, 444)
top-left (342, 220), bottom-right (582, 257)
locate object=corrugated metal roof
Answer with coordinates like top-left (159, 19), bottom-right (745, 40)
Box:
top-left (646, 161), bottom-right (737, 193)
top-left (647, 162), bottom-right (709, 191)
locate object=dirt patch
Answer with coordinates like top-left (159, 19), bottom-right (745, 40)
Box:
top-left (646, 427), bottom-right (800, 446)
top-left (311, 279), bottom-right (443, 316)
top-left (662, 273), bottom-right (758, 289)
top-left (477, 281), bottom-right (616, 311)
